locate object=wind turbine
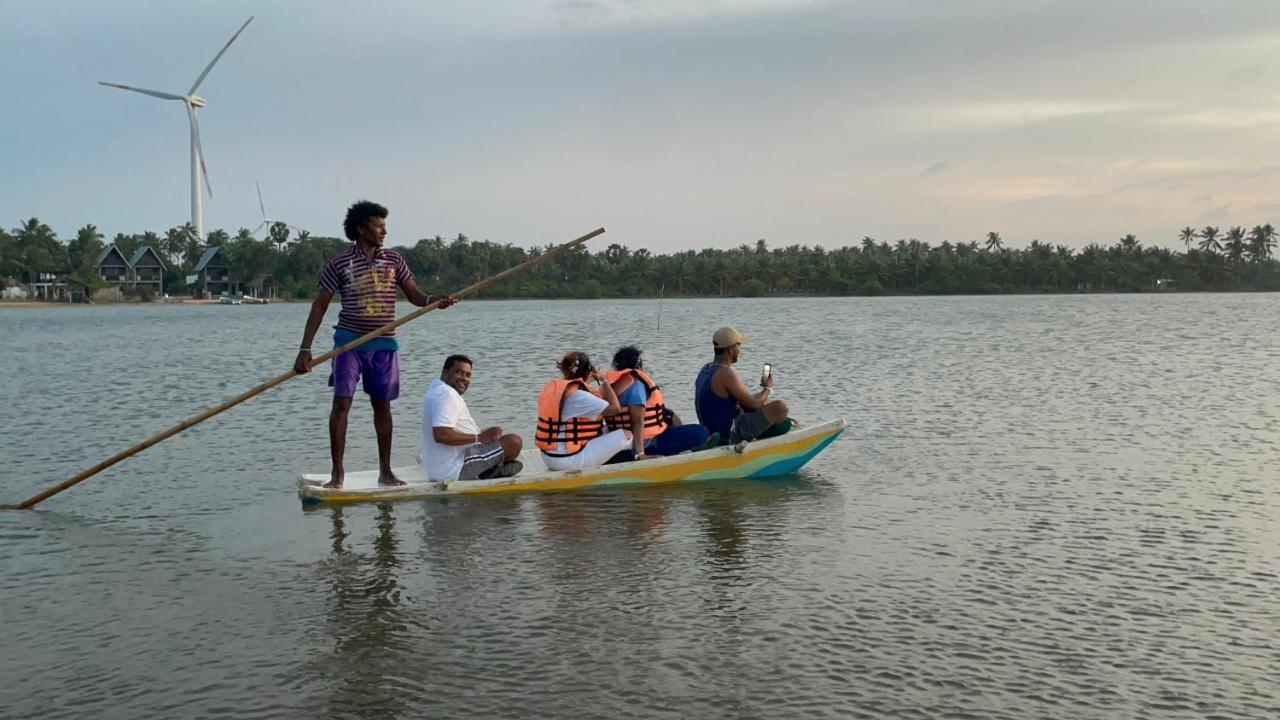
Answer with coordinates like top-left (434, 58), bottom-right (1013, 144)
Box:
top-left (99, 16), bottom-right (254, 243)
top-left (253, 181), bottom-right (306, 247)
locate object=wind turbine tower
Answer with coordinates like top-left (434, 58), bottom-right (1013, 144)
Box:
top-left (99, 17), bottom-right (253, 243)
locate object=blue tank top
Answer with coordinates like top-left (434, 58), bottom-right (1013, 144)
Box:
top-left (695, 363), bottom-right (739, 440)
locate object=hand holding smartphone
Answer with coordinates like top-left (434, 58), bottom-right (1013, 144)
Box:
top-left (761, 362), bottom-right (773, 388)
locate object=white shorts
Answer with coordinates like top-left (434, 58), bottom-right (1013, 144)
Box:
top-left (541, 429), bottom-right (630, 471)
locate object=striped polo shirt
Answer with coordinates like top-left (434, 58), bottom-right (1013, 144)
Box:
top-left (318, 245), bottom-right (412, 337)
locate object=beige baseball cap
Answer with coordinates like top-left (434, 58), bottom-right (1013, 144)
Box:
top-left (712, 326), bottom-right (750, 349)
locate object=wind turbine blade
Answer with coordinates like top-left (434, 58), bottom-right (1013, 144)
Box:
top-left (253, 221), bottom-right (269, 236)
top-left (98, 81), bottom-right (184, 101)
top-left (186, 104), bottom-right (213, 198)
top-left (188, 16), bottom-right (253, 95)
top-left (256, 181), bottom-right (266, 219)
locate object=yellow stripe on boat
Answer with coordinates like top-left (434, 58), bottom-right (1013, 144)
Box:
top-left (298, 418), bottom-right (846, 505)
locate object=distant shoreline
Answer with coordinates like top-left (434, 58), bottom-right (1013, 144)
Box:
top-left (4, 289), bottom-right (1276, 309)
top-left (0, 298), bottom-right (309, 309)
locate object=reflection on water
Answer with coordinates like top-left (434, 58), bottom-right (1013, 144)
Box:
top-left (3, 296), bottom-right (1280, 719)
top-left (313, 505), bottom-right (412, 719)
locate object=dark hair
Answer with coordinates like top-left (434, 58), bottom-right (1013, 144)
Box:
top-left (612, 346), bottom-right (642, 371)
top-left (344, 200), bottom-right (388, 241)
top-left (557, 351), bottom-right (592, 380)
top-left (443, 354), bottom-right (473, 372)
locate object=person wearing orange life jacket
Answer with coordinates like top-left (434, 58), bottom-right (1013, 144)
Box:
top-left (535, 351), bottom-right (631, 471)
top-left (605, 346), bottom-right (712, 461)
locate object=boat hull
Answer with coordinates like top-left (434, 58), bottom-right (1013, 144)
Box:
top-left (298, 418), bottom-right (846, 505)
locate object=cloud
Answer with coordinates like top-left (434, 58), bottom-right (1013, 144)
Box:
top-left (919, 161), bottom-right (951, 177)
top-left (1161, 110), bottom-right (1280, 129)
top-left (909, 101), bottom-right (1144, 131)
top-left (551, 0), bottom-right (818, 30)
top-left (1195, 204), bottom-right (1233, 223)
top-left (1247, 203), bottom-right (1280, 219)
top-left (6, 0), bottom-right (1280, 251)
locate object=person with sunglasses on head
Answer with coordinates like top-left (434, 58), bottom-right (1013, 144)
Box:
top-left (534, 351), bottom-right (631, 471)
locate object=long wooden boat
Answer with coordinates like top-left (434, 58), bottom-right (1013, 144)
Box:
top-left (298, 417), bottom-right (846, 505)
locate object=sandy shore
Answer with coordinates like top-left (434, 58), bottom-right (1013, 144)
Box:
top-left (0, 301), bottom-right (69, 308)
top-left (0, 299), bottom-right (251, 308)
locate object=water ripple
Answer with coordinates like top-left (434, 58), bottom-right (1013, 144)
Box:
top-left (2, 296), bottom-right (1279, 718)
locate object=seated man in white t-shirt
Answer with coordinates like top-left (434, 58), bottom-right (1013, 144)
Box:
top-left (420, 354), bottom-right (523, 482)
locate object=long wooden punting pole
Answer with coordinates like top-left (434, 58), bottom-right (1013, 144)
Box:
top-left (7, 227), bottom-right (606, 510)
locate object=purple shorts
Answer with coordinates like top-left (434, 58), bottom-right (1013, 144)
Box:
top-left (328, 349), bottom-right (400, 401)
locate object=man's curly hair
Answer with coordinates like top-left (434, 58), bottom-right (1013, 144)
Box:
top-left (343, 200), bottom-right (388, 241)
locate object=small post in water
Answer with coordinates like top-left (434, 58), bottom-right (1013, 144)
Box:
top-left (657, 283), bottom-right (665, 332)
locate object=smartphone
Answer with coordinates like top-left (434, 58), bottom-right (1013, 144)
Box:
top-left (762, 363), bottom-right (772, 383)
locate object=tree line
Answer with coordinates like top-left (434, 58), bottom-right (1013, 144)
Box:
top-left (2, 218), bottom-right (1277, 300)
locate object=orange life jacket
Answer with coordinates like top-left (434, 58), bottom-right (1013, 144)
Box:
top-left (535, 379), bottom-right (606, 456)
top-left (603, 368), bottom-right (669, 440)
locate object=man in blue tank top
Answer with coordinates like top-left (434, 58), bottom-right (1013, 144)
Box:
top-left (694, 327), bottom-right (792, 445)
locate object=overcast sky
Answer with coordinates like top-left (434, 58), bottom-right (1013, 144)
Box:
top-left (2, 0), bottom-right (1278, 252)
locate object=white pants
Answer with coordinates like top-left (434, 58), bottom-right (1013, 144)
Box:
top-left (541, 430), bottom-right (630, 471)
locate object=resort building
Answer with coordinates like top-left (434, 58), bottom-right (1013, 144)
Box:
top-left (194, 246), bottom-right (232, 298)
top-left (129, 246), bottom-right (165, 295)
top-left (94, 245), bottom-right (132, 286)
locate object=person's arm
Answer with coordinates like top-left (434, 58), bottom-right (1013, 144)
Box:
top-left (627, 405), bottom-right (646, 456)
top-left (293, 290), bottom-right (334, 374)
top-left (719, 366), bottom-right (771, 411)
top-left (399, 275), bottom-right (457, 309)
top-left (432, 426), bottom-right (501, 446)
top-left (592, 370), bottom-right (623, 416)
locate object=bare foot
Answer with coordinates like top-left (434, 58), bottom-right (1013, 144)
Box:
top-left (323, 470), bottom-right (344, 489)
top-left (378, 471), bottom-right (406, 487)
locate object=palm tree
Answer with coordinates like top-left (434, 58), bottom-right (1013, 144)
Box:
top-left (268, 221), bottom-right (291, 252)
top-left (68, 224), bottom-right (103, 265)
top-left (985, 231), bottom-right (1003, 252)
top-left (1198, 226), bottom-right (1222, 254)
top-left (13, 218), bottom-right (62, 283)
top-left (1224, 226), bottom-right (1247, 264)
top-left (1248, 224), bottom-right (1276, 263)
top-left (1179, 226), bottom-right (1196, 250)
top-left (164, 226), bottom-right (189, 266)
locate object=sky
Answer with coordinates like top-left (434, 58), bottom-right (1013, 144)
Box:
top-left (2, 0), bottom-right (1279, 253)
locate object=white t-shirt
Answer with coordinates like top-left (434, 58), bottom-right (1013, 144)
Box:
top-left (420, 378), bottom-right (481, 481)
top-left (540, 386), bottom-right (630, 471)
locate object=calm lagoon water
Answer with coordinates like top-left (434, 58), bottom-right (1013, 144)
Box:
top-left (2, 294), bottom-right (1278, 719)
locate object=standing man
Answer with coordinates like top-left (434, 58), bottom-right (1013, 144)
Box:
top-left (294, 200), bottom-right (455, 488)
top-left (694, 326), bottom-right (792, 445)
top-left (420, 354), bottom-right (523, 482)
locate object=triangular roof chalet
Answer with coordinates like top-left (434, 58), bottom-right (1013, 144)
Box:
top-left (195, 246), bottom-right (228, 272)
top-left (94, 244), bottom-right (129, 267)
top-left (129, 245), bottom-right (166, 270)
